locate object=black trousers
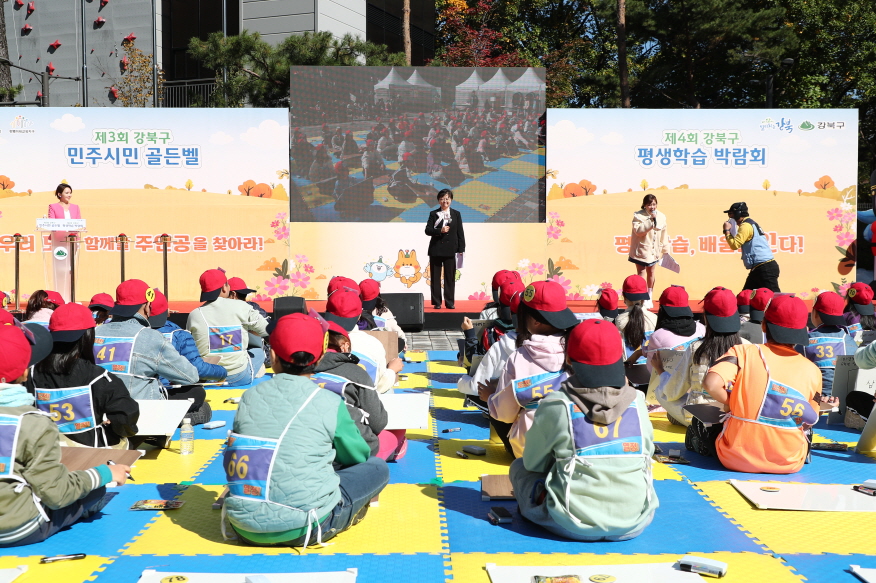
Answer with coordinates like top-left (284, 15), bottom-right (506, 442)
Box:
top-left (429, 255), bottom-right (456, 307)
top-left (743, 260), bottom-right (781, 292)
top-left (167, 384), bottom-right (207, 412)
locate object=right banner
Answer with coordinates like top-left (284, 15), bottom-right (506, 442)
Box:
top-left (546, 109), bottom-right (859, 300)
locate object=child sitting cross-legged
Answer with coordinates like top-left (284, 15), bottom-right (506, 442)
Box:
top-left (511, 319), bottom-right (658, 541)
top-left (223, 313), bottom-right (389, 548)
top-left (802, 291), bottom-right (857, 397)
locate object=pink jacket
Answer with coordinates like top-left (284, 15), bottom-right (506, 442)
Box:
top-left (48, 203), bottom-right (81, 219)
top-left (488, 333), bottom-right (567, 458)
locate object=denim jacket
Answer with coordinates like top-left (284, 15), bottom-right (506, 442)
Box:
top-left (95, 314), bottom-right (199, 400)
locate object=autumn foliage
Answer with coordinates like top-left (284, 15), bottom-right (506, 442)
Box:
top-left (814, 175), bottom-right (835, 190)
top-left (0, 175), bottom-right (15, 190)
top-left (433, 0), bottom-right (527, 67)
top-left (563, 179), bottom-right (597, 197)
top-left (238, 180), bottom-right (273, 198)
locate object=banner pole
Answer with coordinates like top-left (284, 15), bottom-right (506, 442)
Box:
top-left (67, 233), bottom-right (77, 303)
top-left (13, 233), bottom-right (21, 311)
top-left (118, 234), bottom-right (127, 282)
top-left (161, 234), bottom-right (170, 299)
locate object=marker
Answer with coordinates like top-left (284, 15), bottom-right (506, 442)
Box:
top-left (456, 451), bottom-right (469, 459)
top-left (442, 428), bottom-right (461, 433)
top-left (107, 459), bottom-right (135, 482)
top-left (40, 554), bottom-right (86, 564)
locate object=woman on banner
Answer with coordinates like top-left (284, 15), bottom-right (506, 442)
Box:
top-left (628, 194), bottom-right (669, 304)
top-left (47, 183), bottom-right (81, 303)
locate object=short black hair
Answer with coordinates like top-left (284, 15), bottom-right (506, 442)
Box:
top-left (275, 350), bottom-right (318, 375)
top-left (437, 188), bottom-right (453, 201)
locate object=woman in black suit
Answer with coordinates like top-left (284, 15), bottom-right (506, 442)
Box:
top-left (425, 189), bottom-right (466, 309)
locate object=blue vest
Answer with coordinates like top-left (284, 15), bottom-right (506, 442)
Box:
top-left (740, 218), bottom-right (774, 269)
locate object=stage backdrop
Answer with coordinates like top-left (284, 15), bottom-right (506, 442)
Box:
top-left (546, 109), bottom-right (859, 301)
top-left (0, 108), bottom-right (291, 303)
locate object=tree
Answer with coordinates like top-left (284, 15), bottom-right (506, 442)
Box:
top-left (403, 0), bottom-right (412, 66)
top-left (640, 179), bottom-right (648, 190)
top-left (0, 7), bottom-right (23, 102)
top-left (762, 179), bottom-right (770, 190)
top-left (99, 39), bottom-right (164, 107)
top-left (0, 175), bottom-right (15, 190)
top-left (815, 175), bottom-right (835, 190)
top-left (188, 31), bottom-right (405, 108)
top-left (432, 0), bottom-right (528, 67)
top-left (185, 179), bottom-right (194, 191)
top-left (579, 179), bottom-right (597, 195)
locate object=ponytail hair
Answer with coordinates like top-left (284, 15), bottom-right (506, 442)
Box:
top-left (24, 290), bottom-right (54, 321)
top-left (623, 301), bottom-right (646, 351)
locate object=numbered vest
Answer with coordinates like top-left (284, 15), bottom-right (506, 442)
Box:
top-left (623, 330), bottom-right (653, 365)
top-left (27, 321), bottom-right (50, 329)
top-left (161, 328), bottom-right (183, 344)
top-left (804, 334), bottom-right (846, 369)
top-left (740, 346), bottom-right (818, 430)
top-left (0, 414), bottom-right (23, 479)
top-left (351, 351), bottom-right (379, 385)
top-left (512, 371), bottom-right (569, 409)
top-left (373, 316), bottom-right (387, 329)
top-left (847, 323), bottom-right (862, 335)
top-left (568, 400), bottom-right (645, 458)
top-left (312, 372), bottom-right (349, 398)
top-left (669, 336), bottom-right (701, 352)
top-left (93, 329), bottom-right (143, 376)
top-left (197, 310), bottom-right (245, 356)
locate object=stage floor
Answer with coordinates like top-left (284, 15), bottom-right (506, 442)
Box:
top-left (4, 335), bottom-right (873, 583)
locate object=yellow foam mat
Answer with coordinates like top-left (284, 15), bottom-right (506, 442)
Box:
top-left (432, 389), bottom-right (477, 411)
top-left (0, 555), bottom-right (112, 583)
top-left (695, 480), bottom-right (876, 554)
top-left (650, 417), bottom-right (688, 442)
top-left (123, 483), bottom-right (445, 556)
top-left (650, 459), bottom-right (683, 481)
top-left (437, 439), bottom-right (513, 483)
top-left (205, 389), bottom-right (246, 411)
top-left (132, 440), bottom-right (225, 484)
top-left (404, 351), bottom-right (428, 362)
top-left (447, 552), bottom-right (802, 583)
top-left (396, 373), bottom-right (430, 389)
top-left (428, 362), bottom-right (467, 374)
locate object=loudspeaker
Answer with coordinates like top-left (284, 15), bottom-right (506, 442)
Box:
top-left (380, 293), bottom-right (424, 332)
top-left (272, 296), bottom-right (307, 321)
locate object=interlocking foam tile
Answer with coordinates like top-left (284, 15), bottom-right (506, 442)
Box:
top-left (0, 484), bottom-right (181, 557)
top-left (434, 409), bottom-right (491, 442)
top-left (133, 440), bottom-right (225, 484)
top-left (0, 555), bottom-right (113, 583)
top-left (400, 361), bottom-right (428, 374)
top-left (432, 389), bottom-right (477, 411)
top-left (429, 372), bottom-right (466, 388)
top-left (124, 484), bottom-right (445, 556)
top-left (440, 480), bottom-right (764, 554)
top-left (404, 351), bottom-right (428, 363)
top-left (782, 553), bottom-right (876, 583)
top-left (650, 417), bottom-right (688, 443)
top-left (661, 441), bottom-right (876, 484)
top-left (428, 361), bottom-right (466, 374)
top-left (428, 351), bottom-right (460, 362)
top-left (437, 439), bottom-right (513, 483)
top-left (388, 438), bottom-right (439, 485)
top-left (189, 443), bottom-right (229, 485)
top-left (172, 409), bottom-right (236, 441)
top-left (694, 480), bottom-right (876, 554)
top-left (650, 459), bottom-right (684, 481)
top-left (396, 373), bottom-right (430, 389)
top-left (205, 389), bottom-right (246, 411)
top-left (813, 416), bottom-right (863, 444)
top-left (91, 553), bottom-right (448, 583)
top-left (447, 552), bottom-right (803, 583)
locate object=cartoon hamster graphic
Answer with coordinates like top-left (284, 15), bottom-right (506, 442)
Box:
top-left (394, 249), bottom-right (424, 288)
top-left (363, 256), bottom-right (395, 282)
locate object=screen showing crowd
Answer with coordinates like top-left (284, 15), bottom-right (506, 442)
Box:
top-left (288, 66), bottom-right (546, 223)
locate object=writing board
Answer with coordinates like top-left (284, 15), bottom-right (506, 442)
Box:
top-left (138, 569), bottom-right (357, 583)
top-left (485, 562), bottom-right (702, 583)
top-left (378, 391), bottom-right (430, 430)
top-left (134, 399), bottom-right (192, 438)
top-left (730, 480), bottom-right (876, 512)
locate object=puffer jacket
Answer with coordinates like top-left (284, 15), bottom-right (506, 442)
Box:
top-left (95, 314), bottom-right (198, 400)
top-left (489, 333), bottom-right (567, 457)
top-left (225, 374), bottom-right (370, 539)
top-left (156, 321), bottom-right (227, 385)
top-left (629, 209), bottom-right (669, 264)
top-left (0, 384), bottom-right (113, 545)
top-left (314, 352), bottom-right (388, 458)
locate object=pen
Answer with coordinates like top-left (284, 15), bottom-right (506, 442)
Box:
top-left (40, 554), bottom-right (86, 564)
top-left (107, 459), bottom-right (135, 482)
top-left (442, 428), bottom-right (461, 433)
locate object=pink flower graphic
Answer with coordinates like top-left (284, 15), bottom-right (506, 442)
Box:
top-left (836, 232), bottom-right (855, 247)
top-left (826, 208), bottom-right (842, 221)
top-left (276, 226), bottom-right (290, 241)
top-left (468, 291), bottom-right (489, 300)
top-left (289, 271), bottom-right (310, 289)
top-left (833, 224), bottom-right (843, 232)
top-left (547, 225), bottom-right (561, 240)
top-left (264, 276), bottom-right (290, 296)
top-left (842, 211), bottom-right (856, 223)
top-left (556, 220), bottom-right (565, 227)
top-left (304, 264), bottom-right (315, 274)
top-left (528, 262), bottom-right (545, 275)
top-left (276, 212), bottom-right (287, 220)
top-left (600, 281), bottom-right (613, 289)
top-left (566, 292), bottom-right (585, 301)
top-left (548, 211), bottom-right (560, 220)
top-left (838, 282), bottom-right (851, 296)
top-left (295, 254), bottom-right (309, 264)
top-left (799, 292), bottom-right (810, 298)
top-left (251, 293), bottom-right (271, 302)
top-left (270, 220), bottom-right (279, 228)
top-left (550, 274), bottom-right (572, 292)
top-left (811, 287), bottom-right (821, 293)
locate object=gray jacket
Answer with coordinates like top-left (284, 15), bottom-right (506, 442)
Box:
top-left (95, 314), bottom-right (199, 400)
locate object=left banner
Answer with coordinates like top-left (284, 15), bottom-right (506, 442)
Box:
top-left (0, 108), bottom-right (290, 303)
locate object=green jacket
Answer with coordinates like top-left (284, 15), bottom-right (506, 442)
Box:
top-left (0, 400), bottom-right (112, 544)
top-left (225, 374), bottom-right (371, 543)
top-left (523, 388), bottom-right (658, 538)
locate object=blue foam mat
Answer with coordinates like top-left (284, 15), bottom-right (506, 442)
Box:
top-left (190, 445), bottom-right (229, 485)
top-left (388, 438), bottom-right (438, 484)
top-left (440, 480), bottom-right (763, 554)
top-left (400, 362), bottom-right (428, 374)
top-left (90, 553), bottom-right (448, 583)
top-left (782, 554), bottom-right (876, 583)
top-left (434, 409), bottom-right (490, 441)
top-left (814, 416), bottom-right (863, 443)
top-left (172, 410), bottom-right (236, 441)
top-left (16, 483), bottom-right (181, 556)
top-left (659, 441), bottom-right (876, 484)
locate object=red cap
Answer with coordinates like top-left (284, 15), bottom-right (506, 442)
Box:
top-left (199, 269), bottom-right (227, 302)
top-left (621, 275), bottom-right (649, 301)
top-left (324, 289), bottom-right (362, 331)
top-left (522, 281), bottom-right (579, 330)
top-left (597, 288), bottom-right (619, 318)
top-left (491, 270), bottom-right (516, 290)
top-left (749, 288), bottom-right (774, 322)
top-left (0, 310), bottom-right (13, 325)
top-left (764, 294), bottom-right (809, 345)
top-left (658, 285), bottom-right (692, 317)
top-left (813, 291), bottom-right (846, 326)
top-left (227, 277), bottom-right (255, 298)
top-left (49, 302), bottom-right (96, 342)
top-left (499, 280), bottom-right (525, 314)
top-left (327, 320), bottom-right (350, 342)
top-left (736, 289), bottom-right (752, 314)
top-left (0, 325), bottom-right (31, 383)
top-left (147, 288), bottom-right (170, 328)
top-left (270, 313), bottom-right (327, 365)
top-left (847, 282), bottom-right (875, 316)
top-left (703, 287), bottom-right (740, 333)
top-left (112, 279), bottom-right (154, 317)
top-left (566, 319), bottom-right (625, 388)
top-left (359, 279), bottom-right (380, 303)
top-left (88, 293), bottom-right (115, 311)
top-left (45, 290), bottom-right (65, 306)
top-left (327, 276), bottom-right (360, 297)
